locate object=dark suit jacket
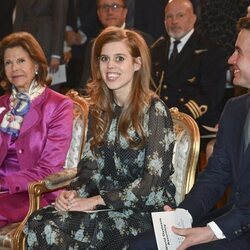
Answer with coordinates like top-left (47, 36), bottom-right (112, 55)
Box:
top-left (0, 1), bottom-right (16, 40)
top-left (134, 0), bottom-right (166, 39)
top-left (14, 0), bottom-right (68, 61)
top-left (180, 93), bottom-right (250, 240)
top-left (80, 27), bottom-right (154, 88)
top-left (151, 31), bottom-right (227, 131)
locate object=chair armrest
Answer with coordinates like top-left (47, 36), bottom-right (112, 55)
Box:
top-left (44, 168), bottom-right (77, 190)
top-left (12, 168), bottom-right (77, 249)
top-left (27, 168), bottom-right (77, 213)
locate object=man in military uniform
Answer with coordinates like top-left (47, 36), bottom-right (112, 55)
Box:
top-left (151, 0), bottom-right (227, 135)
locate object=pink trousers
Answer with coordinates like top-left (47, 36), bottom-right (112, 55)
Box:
top-left (0, 191), bottom-right (49, 228)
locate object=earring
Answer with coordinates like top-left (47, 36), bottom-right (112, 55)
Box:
top-left (35, 71), bottom-right (38, 76)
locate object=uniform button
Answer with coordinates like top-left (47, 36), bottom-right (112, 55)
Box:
top-left (164, 96), bottom-right (168, 101)
top-left (180, 98), bottom-right (184, 102)
top-left (18, 149), bottom-right (23, 154)
top-left (163, 85), bottom-right (167, 89)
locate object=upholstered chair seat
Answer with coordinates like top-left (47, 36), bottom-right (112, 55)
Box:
top-left (170, 107), bottom-right (200, 205)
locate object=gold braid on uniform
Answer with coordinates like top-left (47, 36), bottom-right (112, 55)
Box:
top-left (185, 100), bottom-right (208, 119)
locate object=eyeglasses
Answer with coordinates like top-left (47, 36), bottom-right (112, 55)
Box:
top-left (98, 3), bottom-right (125, 12)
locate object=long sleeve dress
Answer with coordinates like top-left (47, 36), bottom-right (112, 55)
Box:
top-left (24, 98), bottom-right (176, 250)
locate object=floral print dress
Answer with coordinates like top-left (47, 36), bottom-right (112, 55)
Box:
top-left (24, 98), bottom-right (176, 250)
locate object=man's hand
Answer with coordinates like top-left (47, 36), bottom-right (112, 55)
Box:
top-left (163, 204), bottom-right (174, 211)
top-left (172, 226), bottom-right (218, 250)
top-left (49, 58), bottom-right (60, 73)
top-left (65, 30), bottom-right (77, 46)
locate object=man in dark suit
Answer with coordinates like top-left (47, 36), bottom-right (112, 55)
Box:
top-left (0, 1), bottom-right (16, 96)
top-left (128, 16), bottom-right (250, 250)
top-left (14, 0), bottom-right (68, 74)
top-left (151, 0), bottom-right (227, 136)
top-left (80, 0), bottom-right (154, 88)
top-left (65, 0), bottom-right (101, 90)
top-left (0, 1), bottom-right (16, 41)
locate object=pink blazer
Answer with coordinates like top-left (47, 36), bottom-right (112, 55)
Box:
top-left (0, 88), bottom-right (73, 198)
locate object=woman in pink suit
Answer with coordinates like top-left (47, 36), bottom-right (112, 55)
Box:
top-left (0, 32), bottom-right (73, 228)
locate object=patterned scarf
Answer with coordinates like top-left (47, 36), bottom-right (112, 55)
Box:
top-left (0, 81), bottom-right (45, 137)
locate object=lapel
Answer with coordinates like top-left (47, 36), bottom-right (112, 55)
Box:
top-left (166, 32), bottom-right (199, 76)
top-left (18, 88), bottom-right (47, 138)
top-left (237, 94), bottom-right (250, 178)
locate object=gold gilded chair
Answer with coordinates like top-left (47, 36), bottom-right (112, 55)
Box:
top-left (0, 89), bottom-right (89, 250)
top-left (5, 106), bottom-right (199, 249)
top-left (170, 107), bottom-right (200, 205)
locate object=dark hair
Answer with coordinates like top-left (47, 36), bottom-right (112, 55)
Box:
top-left (0, 31), bottom-right (51, 92)
top-left (86, 26), bottom-right (155, 149)
top-left (237, 16), bottom-right (250, 31)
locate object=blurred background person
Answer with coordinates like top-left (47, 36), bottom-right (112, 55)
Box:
top-left (0, 0), bottom-right (16, 96)
top-left (134, 0), bottom-right (166, 39)
top-left (151, 0), bottom-right (227, 140)
top-left (0, 1), bottom-right (16, 41)
top-left (64, 0), bottom-right (101, 92)
top-left (13, 0), bottom-right (68, 93)
top-left (80, 0), bottom-right (154, 89)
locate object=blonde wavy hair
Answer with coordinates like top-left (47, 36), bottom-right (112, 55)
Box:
top-left (86, 27), bottom-right (156, 149)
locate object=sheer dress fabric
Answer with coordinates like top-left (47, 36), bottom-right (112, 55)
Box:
top-left (24, 98), bottom-right (176, 249)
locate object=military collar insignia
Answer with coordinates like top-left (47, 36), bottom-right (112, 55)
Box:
top-left (194, 49), bottom-right (208, 54)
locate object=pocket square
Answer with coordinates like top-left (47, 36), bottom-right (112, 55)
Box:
top-left (0, 107), bottom-right (6, 114)
top-left (194, 49), bottom-right (208, 54)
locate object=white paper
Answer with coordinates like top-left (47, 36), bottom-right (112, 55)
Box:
top-left (152, 209), bottom-right (192, 250)
top-left (49, 64), bottom-right (67, 85)
top-left (84, 208), bottom-right (114, 213)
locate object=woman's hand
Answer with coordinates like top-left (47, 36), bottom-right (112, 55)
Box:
top-left (54, 190), bottom-right (77, 211)
top-left (55, 192), bottom-right (105, 212)
top-left (67, 195), bottom-right (105, 212)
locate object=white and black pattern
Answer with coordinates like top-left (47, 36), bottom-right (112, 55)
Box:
top-left (24, 98), bottom-right (176, 250)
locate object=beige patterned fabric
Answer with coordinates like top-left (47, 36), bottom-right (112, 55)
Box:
top-left (64, 104), bottom-right (86, 169)
top-left (171, 124), bottom-right (191, 205)
top-left (169, 107), bottom-right (200, 206)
